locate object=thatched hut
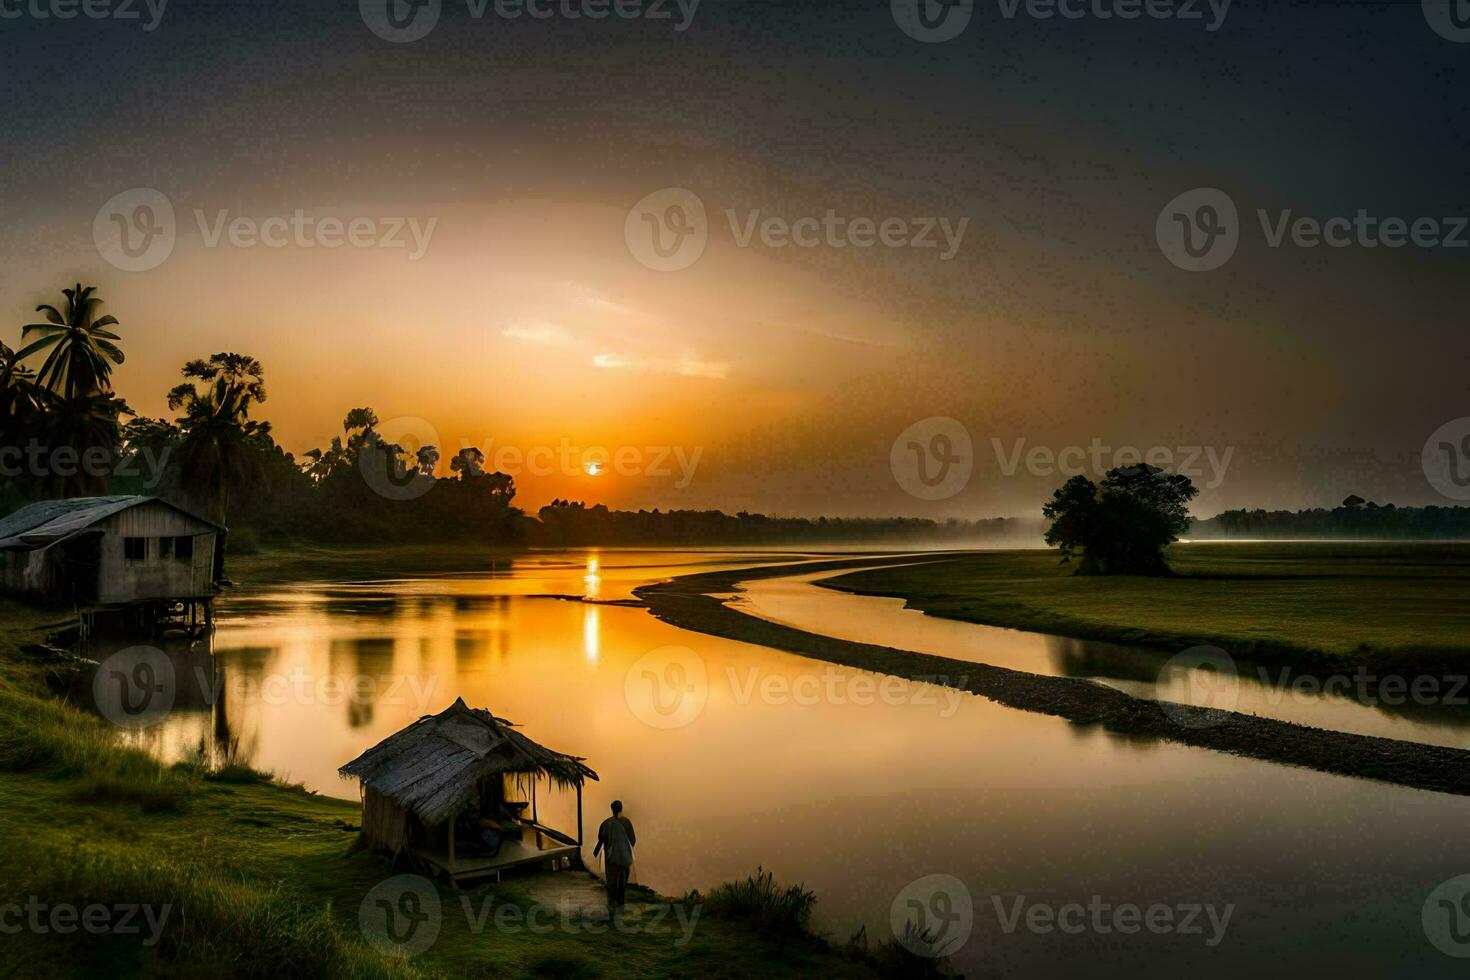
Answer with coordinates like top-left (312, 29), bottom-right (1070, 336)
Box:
top-left (339, 698), bottom-right (598, 883)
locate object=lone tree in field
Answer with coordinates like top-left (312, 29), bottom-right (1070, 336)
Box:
top-left (1042, 464), bottom-right (1198, 576)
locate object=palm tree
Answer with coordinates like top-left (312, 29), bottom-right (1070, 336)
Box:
top-left (0, 341), bottom-right (42, 424)
top-left (168, 354), bottom-right (268, 524)
top-left (36, 391), bottom-right (130, 497)
top-left (301, 437), bottom-right (348, 483)
top-left (342, 407), bottom-right (380, 454)
top-left (0, 342), bottom-right (44, 505)
top-left (17, 284), bottom-right (125, 400)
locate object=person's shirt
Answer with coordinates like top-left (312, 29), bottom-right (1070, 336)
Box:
top-left (597, 814), bottom-right (635, 866)
top-left (617, 814), bottom-right (636, 848)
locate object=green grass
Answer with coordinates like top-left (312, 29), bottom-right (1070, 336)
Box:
top-left (689, 867), bottom-right (817, 933)
top-left (826, 541), bottom-right (1470, 672)
top-left (0, 598), bottom-right (886, 978)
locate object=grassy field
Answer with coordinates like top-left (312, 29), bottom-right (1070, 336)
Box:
top-left (0, 597), bottom-right (894, 977)
top-left (825, 542), bottom-right (1470, 672)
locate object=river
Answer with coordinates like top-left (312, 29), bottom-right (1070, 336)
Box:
top-left (100, 549), bottom-right (1470, 977)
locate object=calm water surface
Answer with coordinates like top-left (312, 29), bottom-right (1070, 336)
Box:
top-left (105, 550), bottom-right (1470, 977)
top-left (734, 566), bottom-right (1470, 749)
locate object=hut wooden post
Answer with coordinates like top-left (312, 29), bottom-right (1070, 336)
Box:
top-left (576, 783), bottom-right (583, 845)
top-left (531, 780), bottom-right (538, 824)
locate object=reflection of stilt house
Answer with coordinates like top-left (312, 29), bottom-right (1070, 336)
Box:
top-left (0, 496), bottom-right (224, 628)
top-left (339, 698), bottom-right (598, 884)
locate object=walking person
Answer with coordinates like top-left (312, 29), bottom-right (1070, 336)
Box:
top-left (592, 799), bottom-right (636, 912)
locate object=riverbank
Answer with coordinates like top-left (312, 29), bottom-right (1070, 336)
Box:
top-left (822, 542), bottom-right (1470, 675)
top-left (0, 596), bottom-right (895, 977)
top-left (634, 550), bottom-right (1470, 798)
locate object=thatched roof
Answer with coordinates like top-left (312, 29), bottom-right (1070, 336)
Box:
top-left (0, 496), bottom-right (223, 552)
top-left (338, 698), bottom-right (598, 827)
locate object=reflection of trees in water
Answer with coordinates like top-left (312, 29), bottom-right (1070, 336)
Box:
top-left (82, 629), bottom-right (263, 769)
top-left (218, 644), bottom-right (274, 683)
top-left (331, 636), bottom-right (396, 729)
top-left (1045, 635), bottom-right (1171, 684)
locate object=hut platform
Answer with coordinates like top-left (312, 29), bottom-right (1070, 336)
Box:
top-left (409, 831), bottom-right (581, 884)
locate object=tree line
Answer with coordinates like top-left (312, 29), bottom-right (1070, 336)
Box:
top-left (534, 500), bottom-right (1023, 547)
top-left (1192, 496), bottom-right (1470, 539)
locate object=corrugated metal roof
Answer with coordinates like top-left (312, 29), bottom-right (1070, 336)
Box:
top-left (0, 496), bottom-right (222, 551)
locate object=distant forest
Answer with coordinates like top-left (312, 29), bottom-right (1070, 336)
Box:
top-left (532, 501), bottom-right (1026, 547)
top-left (1191, 496), bottom-right (1470, 539)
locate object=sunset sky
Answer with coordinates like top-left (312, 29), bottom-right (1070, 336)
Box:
top-left (2, 1), bottom-right (1464, 517)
